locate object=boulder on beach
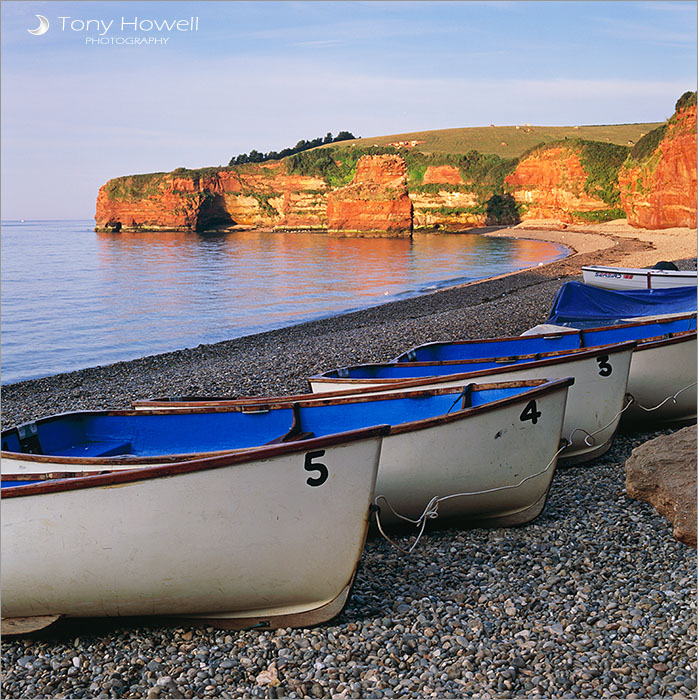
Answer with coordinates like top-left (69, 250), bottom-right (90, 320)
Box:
top-left (625, 425), bottom-right (697, 547)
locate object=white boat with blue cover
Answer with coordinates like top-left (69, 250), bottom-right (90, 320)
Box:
top-left (2, 379), bottom-right (573, 529)
top-left (308, 342), bottom-right (635, 463)
top-left (1, 427), bottom-right (388, 634)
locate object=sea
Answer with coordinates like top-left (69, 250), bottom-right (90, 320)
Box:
top-left (1, 220), bottom-right (568, 385)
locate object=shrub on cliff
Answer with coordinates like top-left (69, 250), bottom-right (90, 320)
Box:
top-left (105, 173), bottom-right (167, 201)
top-left (462, 152), bottom-right (519, 200)
top-left (628, 124), bottom-right (668, 164)
top-left (675, 91), bottom-right (697, 113)
top-left (576, 140), bottom-right (629, 207)
top-left (485, 193), bottom-right (521, 225)
top-left (398, 150), bottom-right (518, 201)
top-left (287, 145), bottom-right (398, 186)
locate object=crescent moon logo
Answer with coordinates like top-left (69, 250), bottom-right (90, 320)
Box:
top-left (28, 14), bottom-right (50, 36)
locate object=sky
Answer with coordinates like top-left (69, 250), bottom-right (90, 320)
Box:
top-left (1, 0), bottom-right (696, 220)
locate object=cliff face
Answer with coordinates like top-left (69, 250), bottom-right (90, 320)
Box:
top-left (410, 190), bottom-right (484, 230)
top-left (96, 163), bottom-right (329, 232)
top-left (96, 173), bottom-right (215, 231)
top-left (421, 165), bottom-right (464, 185)
top-left (326, 155), bottom-right (413, 236)
top-left (96, 97), bottom-right (697, 235)
top-left (504, 146), bottom-right (612, 222)
top-left (618, 104), bottom-right (697, 229)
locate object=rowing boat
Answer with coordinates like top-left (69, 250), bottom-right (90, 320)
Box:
top-left (137, 344), bottom-right (635, 464)
top-left (582, 264), bottom-right (697, 291)
top-left (2, 379), bottom-right (573, 529)
top-left (546, 281), bottom-right (696, 327)
top-left (387, 315), bottom-right (696, 426)
top-left (307, 342), bottom-right (635, 463)
top-left (1, 427), bottom-right (387, 634)
top-left (391, 314), bottom-right (695, 363)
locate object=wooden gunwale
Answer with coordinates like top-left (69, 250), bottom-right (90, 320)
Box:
top-left (631, 329), bottom-right (697, 352)
top-left (219, 378), bottom-right (574, 437)
top-left (1, 425), bottom-right (390, 498)
top-left (0, 448), bottom-right (246, 467)
top-left (393, 312), bottom-right (696, 359)
top-left (309, 340), bottom-right (638, 385)
top-left (385, 342), bottom-right (641, 368)
top-left (1, 380), bottom-right (573, 470)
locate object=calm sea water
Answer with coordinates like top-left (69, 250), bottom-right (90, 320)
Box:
top-left (1, 220), bottom-right (567, 384)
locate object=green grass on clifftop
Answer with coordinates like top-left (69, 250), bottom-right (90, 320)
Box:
top-left (330, 122), bottom-right (661, 158)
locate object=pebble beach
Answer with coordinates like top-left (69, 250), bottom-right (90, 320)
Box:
top-left (1, 222), bottom-right (696, 699)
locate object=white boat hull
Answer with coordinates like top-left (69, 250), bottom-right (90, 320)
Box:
top-left (309, 344), bottom-right (635, 464)
top-left (623, 333), bottom-right (697, 424)
top-left (582, 265), bottom-right (697, 291)
top-left (373, 383), bottom-right (570, 526)
top-left (2, 380), bottom-right (574, 531)
top-left (1, 429), bottom-right (385, 628)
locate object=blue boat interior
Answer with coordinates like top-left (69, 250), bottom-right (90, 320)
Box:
top-left (581, 317), bottom-right (696, 346)
top-left (1, 408), bottom-right (296, 459)
top-left (1, 385), bottom-right (535, 477)
top-left (384, 316), bottom-right (695, 365)
top-left (325, 354), bottom-right (550, 379)
top-left (295, 385), bottom-right (526, 436)
top-left (394, 333), bottom-right (581, 363)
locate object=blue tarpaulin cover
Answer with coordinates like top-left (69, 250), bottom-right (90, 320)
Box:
top-left (547, 281), bottom-right (697, 326)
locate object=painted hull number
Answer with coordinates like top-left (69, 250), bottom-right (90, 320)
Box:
top-left (520, 400), bottom-right (542, 425)
top-left (304, 450), bottom-right (328, 487)
top-left (596, 355), bottom-right (613, 376)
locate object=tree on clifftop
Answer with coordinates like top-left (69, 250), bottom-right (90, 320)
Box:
top-left (228, 131), bottom-right (356, 167)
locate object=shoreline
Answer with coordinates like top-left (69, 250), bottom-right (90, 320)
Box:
top-left (2, 220), bottom-right (696, 699)
top-left (2, 220), bottom-right (695, 429)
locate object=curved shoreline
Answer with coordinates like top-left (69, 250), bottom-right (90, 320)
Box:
top-left (2, 221), bottom-right (695, 429)
top-left (2, 221), bottom-right (696, 700)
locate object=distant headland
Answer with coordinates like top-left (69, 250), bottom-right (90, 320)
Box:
top-left (96, 92), bottom-right (697, 235)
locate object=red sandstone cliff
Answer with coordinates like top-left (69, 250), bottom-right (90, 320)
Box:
top-left (421, 165), bottom-right (464, 185)
top-left (96, 163), bottom-right (329, 232)
top-left (96, 96), bottom-right (697, 236)
top-left (618, 104), bottom-right (697, 229)
top-left (504, 146), bottom-right (611, 222)
top-left (325, 155), bottom-right (413, 236)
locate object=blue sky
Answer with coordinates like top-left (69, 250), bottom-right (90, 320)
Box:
top-left (1, 1), bottom-right (696, 219)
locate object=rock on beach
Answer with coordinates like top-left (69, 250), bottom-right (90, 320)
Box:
top-left (625, 424), bottom-right (697, 548)
top-left (1, 224), bottom-right (696, 699)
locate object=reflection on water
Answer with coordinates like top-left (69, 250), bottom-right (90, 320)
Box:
top-left (1, 221), bottom-right (567, 383)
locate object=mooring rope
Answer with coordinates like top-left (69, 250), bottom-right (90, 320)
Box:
top-left (564, 394), bottom-right (635, 447)
top-left (627, 381), bottom-right (697, 413)
top-left (374, 441), bottom-right (568, 555)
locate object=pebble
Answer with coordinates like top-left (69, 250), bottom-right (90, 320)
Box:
top-left (2, 254), bottom-right (696, 698)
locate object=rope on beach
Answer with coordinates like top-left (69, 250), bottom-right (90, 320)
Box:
top-left (627, 382), bottom-right (697, 413)
top-left (373, 441), bottom-right (568, 555)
